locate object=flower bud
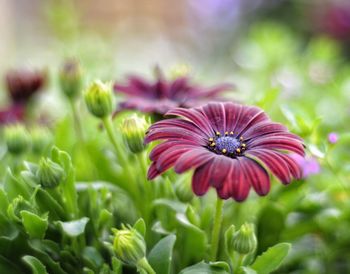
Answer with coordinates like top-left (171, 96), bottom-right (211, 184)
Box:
top-left (174, 178), bottom-right (193, 203)
top-left (36, 158), bottom-right (64, 188)
top-left (328, 132), bottom-right (338, 144)
top-left (4, 124), bottom-right (30, 155)
top-left (112, 226), bottom-right (146, 266)
top-left (84, 80), bottom-right (112, 118)
top-left (59, 59), bottom-right (83, 99)
top-left (224, 224), bottom-right (236, 256)
top-left (231, 223), bottom-right (257, 255)
top-left (30, 127), bottom-right (53, 154)
top-left (121, 115), bottom-right (149, 154)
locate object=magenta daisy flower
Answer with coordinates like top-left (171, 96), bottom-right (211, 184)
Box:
top-left (0, 105), bottom-right (25, 125)
top-left (114, 69), bottom-right (233, 115)
top-left (5, 68), bottom-right (46, 104)
top-left (145, 102), bottom-right (305, 201)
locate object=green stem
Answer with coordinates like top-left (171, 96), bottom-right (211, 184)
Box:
top-left (211, 196), bottom-right (224, 261)
top-left (102, 117), bottom-right (139, 199)
top-left (69, 99), bottom-right (84, 142)
top-left (137, 257), bottom-right (155, 274)
top-left (234, 254), bottom-right (246, 273)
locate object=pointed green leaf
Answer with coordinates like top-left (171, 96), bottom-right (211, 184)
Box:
top-left (133, 218), bottom-right (146, 237)
top-left (22, 255), bottom-right (48, 274)
top-left (20, 210), bottom-right (48, 239)
top-left (179, 261), bottom-right (230, 274)
top-left (251, 243), bottom-right (291, 274)
top-left (148, 234), bottom-right (176, 274)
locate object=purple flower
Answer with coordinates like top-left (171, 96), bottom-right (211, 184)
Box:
top-left (5, 68), bottom-right (46, 104)
top-left (114, 69), bottom-right (233, 115)
top-left (328, 132), bottom-right (338, 144)
top-left (145, 102), bottom-right (304, 201)
top-left (0, 105), bottom-right (25, 125)
top-left (291, 154), bottom-right (321, 178)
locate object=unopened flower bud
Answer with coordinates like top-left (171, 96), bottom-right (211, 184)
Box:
top-left (4, 124), bottom-right (30, 155)
top-left (112, 226), bottom-right (146, 266)
top-left (59, 59), bottom-right (83, 99)
top-left (231, 223), bottom-right (257, 255)
top-left (36, 158), bottom-right (64, 188)
top-left (174, 178), bottom-right (194, 202)
top-left (121, 115), bottom-right (149, 154)
top-left (30, 127), bottom-right (53, 154)
top-left (84, 80), bottom-right (112, 118)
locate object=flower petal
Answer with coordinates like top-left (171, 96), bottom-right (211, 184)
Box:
top-left (239, 157), bottom-right (270, 196)
top-left (174, 148), bottom-right (215, 173)
top-left (166, 108), bottom-right (213, 136)
top-left (192, 162), bottom-right (213, 196)
top-left (201, 102), bottom-right (226, 133)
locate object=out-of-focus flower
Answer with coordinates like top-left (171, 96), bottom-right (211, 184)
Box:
top-left (121, 114), bottom-right (149, 154)
top-left (0, 105), bottom-right (25, 125)
top-left (36, 158), bottom-right (65, 188)
top-left (328, 132), bottom-right (338, 144)
top-left (112, 226), bottom-right (146, 266)
top-left (114, 68), bottom-right (233, 115)
top-left (59, 59), bottom-right (83, 99)
top-left (231, 223), bottom-right (257, 254)
top-left (30, 127), bottom-right (53, 154)
top-left (291, 153), bottom-right (321, 178)
top-left (145, 102), bottom-right (304, 201)
top-left (5, 68), bottom-right (46, 104)
top-left (84, 80), bottom-right (113, 118)
top-left (4, 123), bottom-right (31, 155)
top-left (315, 4), bottom-right (350, 41)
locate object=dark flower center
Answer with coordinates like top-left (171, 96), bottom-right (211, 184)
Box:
top-left (207, 131), bottom-right (247, 157)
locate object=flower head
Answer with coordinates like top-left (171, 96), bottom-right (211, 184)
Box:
top-left (59, 59), bottom-right (83, 99)
top-left (328, 132), bottom-right (338, 144)
top-left (5, 68), bottom-right (46, 104)
top-left (4, 123), bottom-right (31, 155)
top-left (145, 102), bottom-right (304, 201)
top-left (84, 80), bottom-right (113, 118)
top-left (114, 68), bottom-right (233, 115)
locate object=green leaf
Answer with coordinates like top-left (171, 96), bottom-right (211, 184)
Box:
top-left (82, 246), bottom-right (104, 271)
top-left (240, 266), bottom-right (258, 274)
top-left (148, 234), bottom-right (176, 274)
top-left (22, 255), bottom-right (48, 274)
top-left (34, 188), bottom-right (65, 220)
top-left (57, 217), bottom-right (89, 237)
top-left (179, 261), bottom-right (230, 274)
top-left (0, 255), bottom-right (22, 274)
top-left (4, 169), bottom-right (30, 200)
top-left (133, 218), bottom-right (146, 237)
top-left (20, 210), bottom-right (48, 239)
top-left (153, 199), bottom-right (187, 213)
top-left (251, 243), bottom-right (291, 274)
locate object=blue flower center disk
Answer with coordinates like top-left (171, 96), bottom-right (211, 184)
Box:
top-left (216, 136), bottom-right (241, 154)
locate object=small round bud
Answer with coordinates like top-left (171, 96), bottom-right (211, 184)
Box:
top-left (112, 226), bottom-right (146, 266)
top-left (30, 127), bottom-right (53, 154)
top-left (174, 178), bottom-right (194, 203)
top-left (36, 158), bottom-right (64, 188)
top-left (232, 223), bottom-right (257, 255)
top-left (59, 59), bottom-right (83, 99)
top-left (84, 80), bottom-right (112, 118)
top-left (4, 124), bottom-right (30, 155)
top-left (121, 115), bottom-right (149, 154)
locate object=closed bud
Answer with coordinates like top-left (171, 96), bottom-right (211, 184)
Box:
top-left (84, 80), bottom-right (112, 118)
top-left (121, 114), bottom-right (149, 154)
top-left (112, 226), bottom-right (146, 266)
top-left (4, 124), bottom-right (30, 155)
top-left (36, 158), bottom-right (64, 188)
top-left (59, 59), bottom-right (83, 99)
top-left (174, 178), bottom-right (193, 202)
top-left (232, 223), bottom-right (257, 255)
top-left (30, 127), bottom-right (53, 154)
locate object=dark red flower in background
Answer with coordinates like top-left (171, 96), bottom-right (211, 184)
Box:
top-left (114, 69), bottom-right (233, 115)
top-left (5, 68), bottom-right (46, 104)
top-left (145, 102), bottom-right (304, 201)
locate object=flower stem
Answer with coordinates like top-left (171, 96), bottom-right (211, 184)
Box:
top-left (69, 99), bottom-right (84, 142)
top-left (211, 196), bottom-right (224, 261)
top-left (137, 257), bottom-right (156, 274)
